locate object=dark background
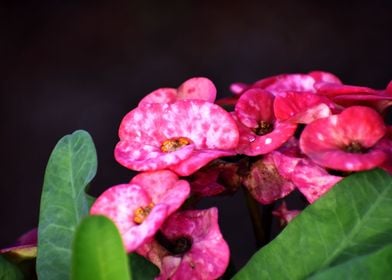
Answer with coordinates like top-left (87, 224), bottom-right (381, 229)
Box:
top-left (2, 0), bottom-right (392, 269)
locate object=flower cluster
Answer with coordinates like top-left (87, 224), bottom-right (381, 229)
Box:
top-left (90, 74), bottom-right (392, 279)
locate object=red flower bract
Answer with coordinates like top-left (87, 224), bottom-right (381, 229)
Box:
top-left (234, 89), bottom-right (297, 155)
top-left (115, 100), bottom-right (239, 176)
top-left (300, 106), bottom-right (387, 171)
top-left (137, 208), bottom-right (229, 280)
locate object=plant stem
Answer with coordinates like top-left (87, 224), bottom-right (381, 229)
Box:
top-left (242, 187), bottom-right (266, 248)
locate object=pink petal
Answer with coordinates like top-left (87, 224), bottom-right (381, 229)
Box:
top-left (274, 92), bottom-right (333, 123)
top-left (242, 154), bottom-right (296, 204)
top-left (235, 89), bottom-right (275, 128)
top-left (169, 149), bottom-right (237, 176)
top-left (255, 73), bottom-right (317, 95)
top-left (130, 170), bottom-right (190, 214)
top-left (292, 159), bottom-right (342, 203)
top-left (309, 71), bottom-right (342, 84)
top-left (315, 82), bottom-right (378, 96)
top-left (177, 77), bottom-right (216, 102)
top-left (139, 88), bottom-right (178, 105)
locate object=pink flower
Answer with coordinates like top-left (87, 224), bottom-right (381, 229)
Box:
top-left (234, 89), bottom-right (297, 155)
top-left (139, 77), bottom-right (216, 105)
top-left (115, 100), bottom-right (239, 176)
top-left (300, 106), bottom-right (387, 171)
top-left (90, 170), bottom-right (190, 252)
top-left (137, 208), bottom-right (230, 280)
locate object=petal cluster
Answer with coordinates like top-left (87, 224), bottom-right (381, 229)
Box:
top-left (137, 208), bottom-right (229, 280)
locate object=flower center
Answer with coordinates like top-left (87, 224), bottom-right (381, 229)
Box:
top-left (156, 232), bottom-right (193, 255)
top-left (161, 137), bottom-right (191, 152)
top-left (133, 203), bottom-right (154, 224)
top-left (344, 141), bottom-right (366, 153)
top-left (254, 121), bottom-right (273, 136)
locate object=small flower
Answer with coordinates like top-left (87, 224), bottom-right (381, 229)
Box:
top-left (300, 106), bottom-right (387, 171)
top-left (115, 100), bottom-right (239, 176)
top-left (137, 208), bottom-right (230, 280)
top-left (272, 201), bottom-right (301, 226)
top-left (139, 77), bottom-right (217, 105)
top-left (234, 89), bottom-right (297, 155)
top-left (90, 170), bottom-right (190, 252)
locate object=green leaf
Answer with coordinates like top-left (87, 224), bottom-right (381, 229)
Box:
top-left (128, 253), bottom-right (159, 280)
top-left (0, 256), bottom-right (24, 280)
top-left (71, 215), bottom-right (131, 280)
top-left (37, 130), bottom-right (97, 280)
top-left (233, 169), bottom-right (392, 279)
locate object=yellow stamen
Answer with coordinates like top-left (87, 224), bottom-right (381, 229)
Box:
top-left (133, 203), bottom-right (155, 224)
top-left (161, 137), bottom-right (191, 153)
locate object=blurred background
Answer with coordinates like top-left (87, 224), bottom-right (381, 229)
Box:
top-left (1, 0), bottom-right (392, 269)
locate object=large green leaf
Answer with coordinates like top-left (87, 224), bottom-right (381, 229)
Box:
top-left (234, 169), bottom-right (392, 279)
top-left (37, 130), bottom-right (97, 280)
top-left (71, 215), bottom-right (131, 280)
top-left (0, 256), bottom-right (23, 280)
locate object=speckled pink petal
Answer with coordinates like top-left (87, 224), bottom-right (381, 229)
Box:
top-left (115, 140), bottom-right (194, 171)
top-left (177, 77), bottom-right (217, 102)
top-left (271, 150), bottom-right (302, 180)
top-left (314, 82), bottom-right (379, 96)
top-left (123, 204), bottom-right (168, 252)
top-left (309, 71), bottom-right (342, 84)
top-left (274, 92), bottom-right (334, 123)
top-left (90, 184), bottom-right (169, 252)
top-left (292, 159), bottom-right (343, 203)
top-left (157, 208), bottom-right (230, 280)
top-left (139, 88), bottom-right (178, 105)
top-left (235, 89), bottom-right (275, 128)
top-left (130, 170), bottom-right (190, 214)
top-left (300, 106), bottom-right (387, 171)
top-left (169, 149), bottom-right (237, 176)
top-left (242, 154), bottom-right (296, 204)
top-left (116, 100), bottom-right (239, 172)
top-left (254, 74), bottom-right (317, 96)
